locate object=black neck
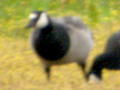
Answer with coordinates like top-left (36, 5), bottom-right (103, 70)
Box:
top-left (40, 17), bottom-right (53, 34)
top-left (41, 24), bottom-right (53, 34)
top-left (33, 21), bottom-right (70, 61)
top-left (90, 52), bottom-right (120, 78)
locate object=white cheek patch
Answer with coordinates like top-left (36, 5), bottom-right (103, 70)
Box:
top-left (88, 74), bottom-right (101, 84)
top-left (29, 13), bottom-right (37, 19)
top-left (36, 12), bottom-right (49, 28)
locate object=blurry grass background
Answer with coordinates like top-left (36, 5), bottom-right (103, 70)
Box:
top-left (0, 0), bottom-right (120, 90)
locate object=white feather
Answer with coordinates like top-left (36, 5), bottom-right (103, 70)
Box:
top-left (29, 14), bottom-right (37, 19)
top-left (36, 12), bottom-right (49, 28)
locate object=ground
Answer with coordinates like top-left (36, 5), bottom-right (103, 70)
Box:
top-left (0, 0), bottom-right (120, 90)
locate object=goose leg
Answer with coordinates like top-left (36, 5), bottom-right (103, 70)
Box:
top-left (45, 66), bottom-right (51, 80)
top-left (77, 62), bottom-right (85, 74)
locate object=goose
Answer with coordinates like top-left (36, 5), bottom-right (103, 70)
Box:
top-left (25, 11), bottom-right (93, 80)
top-left (86, 30), bottom-right (120, 83)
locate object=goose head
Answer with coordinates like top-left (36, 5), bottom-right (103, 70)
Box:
top-left (25, 11), bottom-right (49, 29)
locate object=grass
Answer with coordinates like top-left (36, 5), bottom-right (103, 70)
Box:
top-left (1, 0), bottom-right (120, 89)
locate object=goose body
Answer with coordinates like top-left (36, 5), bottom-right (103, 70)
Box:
top-left (26, 11), bottom-right (93, 79)
top-left (86, 30), bottom-right (120, 83)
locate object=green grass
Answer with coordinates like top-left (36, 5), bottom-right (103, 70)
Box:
top-left (1, 0), bottom-right (120, 89)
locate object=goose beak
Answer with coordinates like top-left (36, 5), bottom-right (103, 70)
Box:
top-left (25, 20), bottom-right (36, 28)
top-left (25, 23), bottom-right (31, 28)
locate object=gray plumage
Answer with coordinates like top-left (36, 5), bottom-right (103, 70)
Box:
top-left (51, 16), bottom-right (87, 30)
top-left (25, 11), bottom-right (93, 80)
top-left (104, 30), bottom-right (120, 53)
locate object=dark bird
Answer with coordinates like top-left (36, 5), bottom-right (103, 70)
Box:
top-left (25, 11), bottom-right (93, 80)
top-left (86, 30), bottom-right (120, 83)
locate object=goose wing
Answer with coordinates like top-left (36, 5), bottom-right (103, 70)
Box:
top-left (51, 17), bottom-right (87, 30)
